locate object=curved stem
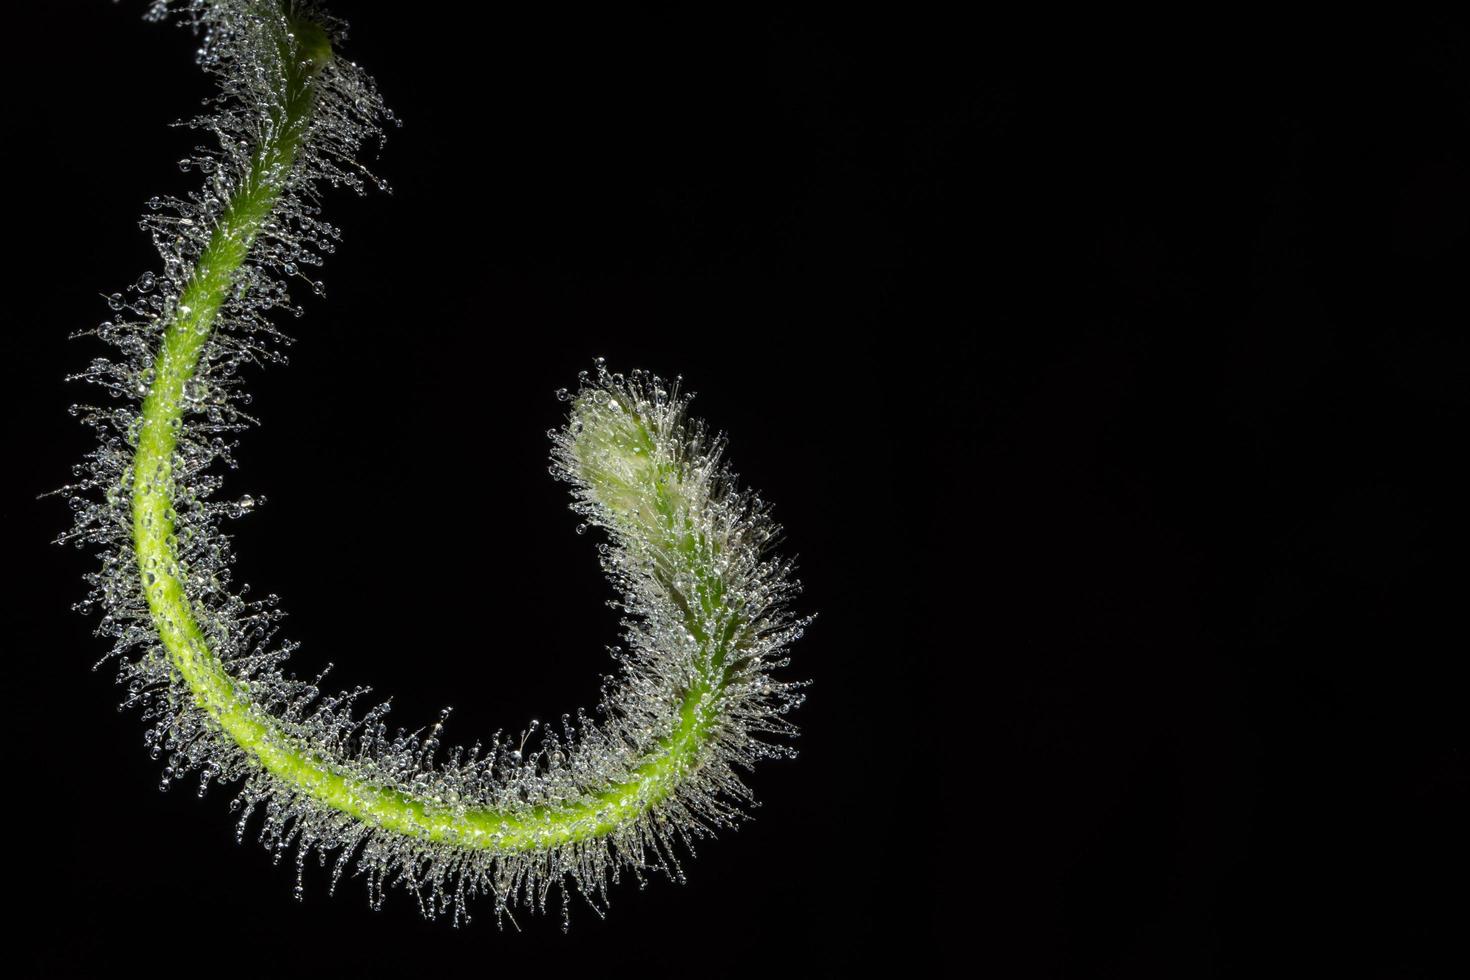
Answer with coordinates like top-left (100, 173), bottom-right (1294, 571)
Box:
top-left (131, 17), bottom-right (724, 852)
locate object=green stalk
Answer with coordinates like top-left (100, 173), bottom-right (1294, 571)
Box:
top-left (131, 14), bottom-right (724, 851)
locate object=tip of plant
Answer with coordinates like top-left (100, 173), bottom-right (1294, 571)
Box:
top-left (569, 385), bottom-right (662, 523)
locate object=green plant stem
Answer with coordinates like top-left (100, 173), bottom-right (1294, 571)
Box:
top-left (131, 19), bottom-right (726, 852)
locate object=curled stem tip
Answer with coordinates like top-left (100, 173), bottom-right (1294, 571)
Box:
top-left (68, 1), bottom-right (807, 925)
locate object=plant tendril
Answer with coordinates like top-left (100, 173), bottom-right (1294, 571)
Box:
top-left (63, 0), bottom-right (808, 925)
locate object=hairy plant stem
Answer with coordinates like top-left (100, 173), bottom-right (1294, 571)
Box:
top-left (130, 16), bottom-right (727, 852)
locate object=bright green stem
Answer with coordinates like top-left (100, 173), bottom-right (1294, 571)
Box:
top-left (131, 16), bottom-right (725, 852)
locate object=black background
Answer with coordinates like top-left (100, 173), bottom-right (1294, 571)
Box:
top-left (5, 3), bottom-right (1470, 976)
